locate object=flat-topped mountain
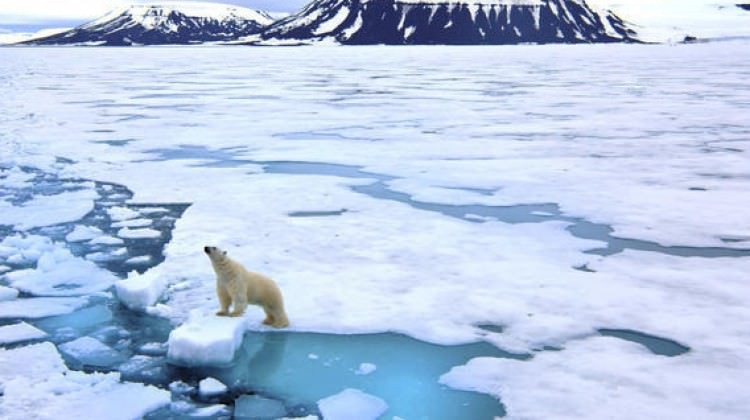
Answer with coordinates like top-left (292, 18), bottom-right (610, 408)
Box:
top-left (258, 0), bottom-right (637, 44)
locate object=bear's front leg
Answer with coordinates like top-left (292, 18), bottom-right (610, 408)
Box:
top-left (216, 284), bottom-right (231, 316)
top-left (229, 296), bottom-right (247, 317)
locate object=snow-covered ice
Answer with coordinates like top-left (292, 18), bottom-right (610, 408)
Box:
top-left (0, 342), bottom-right (170, 419)
top-left (167, 313), bottom-right (251, 366)
top-left (65, 225), bottom-right (104, 242)
top-left (0, 296), bottom-right (89, 319)
top-left (0, 285), bottom-right (19, 302)
top-left (317, 388), bottom-right (388, 420)
top-left (354, 362), bottom-right (377, 375)
top-left (2, 44), bottom-right (749, 418)
top-left (115, 270), bottom-right (167, 310)
top-left (198, 377), bottom-right (227, 397)
top-left (117, 227), bottom-right (161, 239)
top-left (0, 322), bottom-right (48, 344)
top-left (58, 336), bottom-right (127, 368)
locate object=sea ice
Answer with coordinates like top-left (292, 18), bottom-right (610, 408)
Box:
top-left (355, 362), bottom-right (377, 375)
top-left (115, 270), bottom-right (167, 310)
top-left (66, 225), bottom-right (104, 242)
top-left (112, 218), bottom-right (153, 228)
top-left (58, 336), bottom-right (126, 368)
top-left (107, 206), bottom-right (140, 221)
top-left (0, 296), bottom-right (89, 319)
top-left (234, 395), bottom-right (287, 419)
top-left (317, 388), bottom-right (388, 420)
top-left (0, 322), bottom-right (48, 344)
top-left (117, 227), bottom-right (161, 239)
top-left (167, 314), bottom-right (250, 366)
top-left (0, 343), bottom-right (169, 420)
top-left (198, 377), bottom-right (227, 397)
top-left (88, 235), bottom-right (125, 245)
top-left (5, 245), bottom-right (117, 296)
top-left (0, 188), bottom-right (98, 231)
top-left (0, 285), bottom-right (19, 302)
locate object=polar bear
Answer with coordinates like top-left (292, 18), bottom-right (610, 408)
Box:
top-left (204, 246), bottom-right (289, 328)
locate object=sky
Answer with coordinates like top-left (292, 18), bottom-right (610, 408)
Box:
top-left (0, 0), bottom-right (309, 32)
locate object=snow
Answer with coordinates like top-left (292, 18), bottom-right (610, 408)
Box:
top-left (2, 44), bottom-right (750, 418)
top-left (0, 322), bottom-right (47, 344)
top-left (317, 388), bottom-right (388, 420)
top-left (312, 6), bottom-right (351, 36)
top-left (115, 270), bottom-right (167, 310)
top-left (198, 377), bottom-right (227, 397)
top-left (0, 342), bottom-right (170, 420)
top-left (587, 0), bottom-right (750, 42)
top-left (0, 188), bottom-right (97, 231)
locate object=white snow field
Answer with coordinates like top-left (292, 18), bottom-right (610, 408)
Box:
top-left (1, 43), bottom-right (750, 418)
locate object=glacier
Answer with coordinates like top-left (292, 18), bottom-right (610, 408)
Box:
top-left (1, 43), bottom-right (750, 418)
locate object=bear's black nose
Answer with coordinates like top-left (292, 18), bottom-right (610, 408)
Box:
top-left (204, 246), bottom-right (210, 254)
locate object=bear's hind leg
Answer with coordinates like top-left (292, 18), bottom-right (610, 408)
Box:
top-left (264, 305), bottom-right (289, 328)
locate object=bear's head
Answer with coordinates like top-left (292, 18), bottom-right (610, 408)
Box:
top-left (204, 245), bottom-right (227, 264)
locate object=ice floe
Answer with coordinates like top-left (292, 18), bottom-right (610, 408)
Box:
top-left (0, 342), bottom-right (170, 419)
top-left (0, 322), bottom-right (47, 344)
top-left (317, 388), bottom-right (388, 420)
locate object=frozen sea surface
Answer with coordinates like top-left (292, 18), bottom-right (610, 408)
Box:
top-left (1, 44), bottom-right (750, 419)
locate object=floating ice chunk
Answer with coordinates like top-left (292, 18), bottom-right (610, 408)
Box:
top-left (118, 355), bottom-right (169, 384)
top-left (118, 227), bottom-right (161, 239)
top-left (66, 225), bottom-right (104, 242)
top-left (6, 246), bottom-right (117, 296)
top-left (89, 235), bottom-right (125, 245)
top-left (192, 404), bottom-right (229, 417)
top-left (0, 343), bottom-right (169, 420)
top-left (0, 166), bottom-right (34, 188)
top-left (139, 207), bottom-right (170, 215)
top-left (169, 380), bottom-right (195, 396)
top-left (0, 234), bottom-right (54, 263)
top-left (138, 341), bottom-right (168, 356)
top-left (234, 395), bottom-right (287, 419)
top-left (0, 322), bottom-right (47, 344)
top-left (0, 341), bottom-right (67, 378)
top-left (0, 285), bottom-right (19, 302)
top-left (0, 296), bottom-right (88, 318)
top-left (167, 314), bottom-right (251, 366)
top-left (36, 305), bottom-right (113, 335)
top-left (115, 270), bottom-right (166, 310)
top-left (125, 255), bottom-right (153, 265)
top-left (86, 251), bottom-right (124, 262)
top-left (108, 206), bottom-right (140, 221)
top-left (58, 336), bottom-right (126, 368)
top-left (354, 362), bottom-right (377, 375)
top-left (0, 188), bottom-right (98, 231)
top-left (318, 389), bottom-right (388, 420)
top-left (198, 377), bottom-right (227, 398)
top-left (112, 218), bottom-right (153, 228)
top-left (0, 264), bottom-right (10, 273)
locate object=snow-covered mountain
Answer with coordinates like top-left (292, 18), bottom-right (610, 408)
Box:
top-left (587, 0), bottom-right (750, 43)
top-left (24, 2), bottom-right (275, 46)
top-left (257, 0), bottom-right (637, 45)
